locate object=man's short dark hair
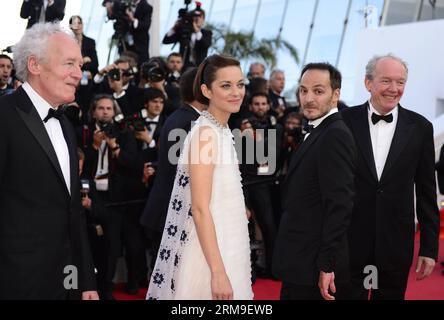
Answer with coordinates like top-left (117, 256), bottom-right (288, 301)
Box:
top-left (167, 52), bottom-right (182, 61)
top-left (143, 87), bottom-right (165, 104)
top-left (248, 91), bottom-right (270, 106)
top-left (180, 67), bottom-right (198, 103)
top-left (0, 54), bottom-right (13, 63)
top-left (300, 62), bottom-right (342, 91)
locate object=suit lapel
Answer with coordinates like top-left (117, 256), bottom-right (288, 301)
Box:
top-left (59, 115), bottom-right (77, 198)
top-left (380, 106), bottom-right (414, 182)
top-left (286, 112), bottom-right (342, 177)
top-left (350, 103), bottom-right (378, 181)
top-left (14, 87), bottom-right (70, 197)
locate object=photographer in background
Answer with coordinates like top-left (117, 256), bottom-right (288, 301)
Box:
top-left (239, 92), bottom-right (283, 280)
top-left (103, 0), bottom-right (153, 66)
top-left (20, 0), bottom-right (66, 29)
top-left (95, 57), bottom-right (143, 116)
top-left (166, 52), bottom-right (184, 88)
top-left (80, 94), bottom-right (138, 299)
top-left (139, 57), bottom-right (181, 116)
top-left (163, 1), bottom-right (212, 68)
top-left (70, 15), bottom-right (99, 124)
top-left (0, 55), bottom-right (14, 96)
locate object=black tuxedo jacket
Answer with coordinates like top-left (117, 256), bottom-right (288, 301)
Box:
top-left (81, 35), bottom-right (99, 77)
top-left (273, 112), bottom-right (357, 286)
top-left (20, 0), bottom-right (66, 29)
top-left (341, 103), bottom-right (440, 275)
top-left (163, 28), bottom-right (212, 67)
top-left (0, 87), bottom-right (96, 299)
top-left (140, 104), bottom-right (200, 239)
top-left (126, 0), bottom-right (153, 64)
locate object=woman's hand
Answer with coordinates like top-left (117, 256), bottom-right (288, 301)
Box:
top-left (211, 272), bottom-right (233, 300)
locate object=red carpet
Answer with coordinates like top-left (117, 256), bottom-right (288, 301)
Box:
top-left (114, 239), bottom-right (444, 300)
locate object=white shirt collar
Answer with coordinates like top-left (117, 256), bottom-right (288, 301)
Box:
top-left (188, 103), bottom-right (202, 115)
top-left (22, 82), bottom-right (57, 121)
top-left (308, 107), bottom-right (338, 129)
top-left (146, 114), bottom-right (160, 123)
top-left (368, 100), bottom-right (398, 118)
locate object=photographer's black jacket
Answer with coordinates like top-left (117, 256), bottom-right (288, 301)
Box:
top-left (163, 28), bottom-right (212, 67)
top-left (20, 0), bottom-right (66, 29)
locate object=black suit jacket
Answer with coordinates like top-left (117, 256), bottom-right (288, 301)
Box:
top-left (140, 104), bottom-right (200, 239)
top-left (273, 112), bottom-right (357, 286)
top-left (20, 0), bottom-right (66, 29)
top-left (163, 28), bottom-right (212, 67)
top-left (81, 35), bottom-right (99, 77)
top-left (341, 103), bottom-right (440, 275)
top-left (124, 0), bottom-right (152, 65)
top-left (0, 87), bottom-right (96, 299)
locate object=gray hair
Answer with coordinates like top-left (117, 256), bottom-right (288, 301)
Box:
top-left (13, 22), bottom-right (75, 82)
top-left (365, 54), bottom-right (409, 81)
top-left (270, 69), bottom-right (285, 80)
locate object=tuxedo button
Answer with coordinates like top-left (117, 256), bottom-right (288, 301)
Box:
top-left (377, 189), bottom-right (383, 194)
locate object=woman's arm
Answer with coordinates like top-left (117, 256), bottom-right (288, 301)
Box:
top-left (189, 126), bottom-right (233, 300)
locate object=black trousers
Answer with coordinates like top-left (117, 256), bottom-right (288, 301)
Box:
top-left (247, 183), bottom-right (277, 274)
top-left (280, 282), bottom-right (323, 300)
top-left (122, 202), bottom-right (148, 287)
top-left (337, 269), bottom-right (409, 300)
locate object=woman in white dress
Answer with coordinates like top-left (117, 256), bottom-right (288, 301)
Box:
top-left (147, 54), bottom-right (253, 300)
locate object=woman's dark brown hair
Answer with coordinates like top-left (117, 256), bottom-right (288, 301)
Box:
top-left (193, 54), bottom-right (241, 105)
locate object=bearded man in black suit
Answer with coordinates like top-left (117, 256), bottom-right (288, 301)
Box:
top-left (273, 63), bottom-right (357, 300)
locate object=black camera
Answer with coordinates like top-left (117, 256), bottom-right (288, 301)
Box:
top-left (286, 127), bottom-right (303, 142)
top-left (248, 117), bottom-right (270, 131)
top-left (98, 120), bottom-right (120, 138)
top-left (102, 0), bottom-right (133, 40)
top-left (107, 67), bottom-right (137, 81)
top-left (175, 0), bottom-right (202, 45)
top-left (141, 61), bottom-right (166, 82)
top-left (122, 109), bottom-right (149, 132)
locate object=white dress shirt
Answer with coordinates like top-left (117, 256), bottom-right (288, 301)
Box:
top-left (304, 107), bottom-right (338, 141)
top-left (368, 101), bottom-right (398, 180)
top-left (22, 82), bottom-right (71, 194)
top-left (144, 114), bottom-right (160, 149)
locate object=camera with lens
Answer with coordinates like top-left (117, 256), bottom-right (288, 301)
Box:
top-left (97, 117), bottom-right (123, 138)
top-left (102, 0), bottom-right (133, 40)
top-left (121, 109), bottom-right (149, 132)
top-left (107, 66), bottom-right (137, 81)
top-left (285, 127), bottom-right (303, 142)
top-left (248, 117), bottom-right (271, 131)
top-left (141, 60), bottom-right (166, 83)
top-left (175, 0), bottom-right (203, 45)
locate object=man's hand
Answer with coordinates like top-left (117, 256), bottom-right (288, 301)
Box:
top-left (142, 163), bottom-right (156, 185)
top-left (92, 129), bottom-right (105, 150)
top-left (134, 127), bottom-right (153, 144)
top-left (82, 291), bottom-right (99, 300)
top-left (318, 271), bottom-right (336, 300)
top-left (126, 8), bottom-right (135, 22)
top-left (416, 256), bottom-right (435, 280)
top-left (83, 56), bottom-right (92, 64)
top-left (81, 194), bottom-right (92, 210)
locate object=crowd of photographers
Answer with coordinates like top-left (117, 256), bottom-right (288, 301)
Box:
top-left (0, 0), bottom-right (315, 299)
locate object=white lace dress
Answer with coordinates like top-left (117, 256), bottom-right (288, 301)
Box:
top-left (147, 112), bottom-right (253, 300)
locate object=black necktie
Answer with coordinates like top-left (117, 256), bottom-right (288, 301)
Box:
top-left (43, 107), bottom-right (64, 123)
top-left (303, 124), bottom-right (314, 134)
top-left (371, 112), bottom-right (393, 125)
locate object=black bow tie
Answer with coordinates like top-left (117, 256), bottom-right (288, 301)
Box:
top-left (303, 124), bottom-right (314, 134)
top-left (371, 112), bottom-right (393, 125)
top-left (43, 107), bottom-right (64, 123)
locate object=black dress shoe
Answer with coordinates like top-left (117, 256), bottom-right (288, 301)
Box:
top-left (125, 283), bottom-right (139, 295)
top-left (100, 291), bottom-right (115, 300)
